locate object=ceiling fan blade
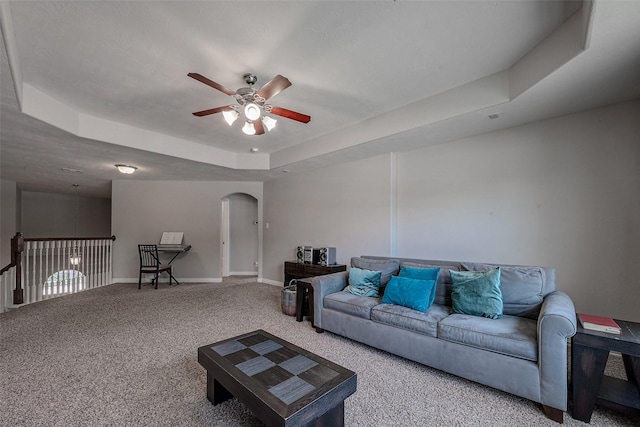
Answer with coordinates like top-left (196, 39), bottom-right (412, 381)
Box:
top-left (256, 75), bottom-right (292, 100)
top-left (192, 106), bottom-right (232, 117)
top-left (254, 119), bottom-right (265, 135)
top-left (269, 106), bottom-right (311, 124)
top-left (188, 73), bottom-right (236, 96)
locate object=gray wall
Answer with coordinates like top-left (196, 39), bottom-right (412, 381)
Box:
top-left (228, 193), bottom-right (259, 275)
top-left (262, 100), bottom-right (640, 322)
top-left (21, 191), bottom-right (111, 238)
top-left (263, 153), bottom-right (392, 283)
top-left (396, 100), bottom-right (640, 322)
top-left (111, 180), bottom-right (263, 281)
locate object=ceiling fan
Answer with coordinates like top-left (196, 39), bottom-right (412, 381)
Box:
top-left (188, 72), bottom-right (311, 135)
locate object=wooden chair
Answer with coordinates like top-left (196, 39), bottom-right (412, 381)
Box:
top-left (138, 244), bottom-right (175, 289)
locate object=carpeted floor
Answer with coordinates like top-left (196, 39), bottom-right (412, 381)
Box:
top-left (0, 281), bottom-right (637, 426)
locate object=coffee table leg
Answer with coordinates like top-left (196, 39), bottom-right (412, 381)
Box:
top-left (309, 401), bottom-right (344, 427)
top-left (572, 342), bottom-right (609, 422)
top-left (207, 372), bottom-right (233, 405)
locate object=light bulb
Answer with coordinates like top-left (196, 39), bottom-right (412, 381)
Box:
top-left (244, 103), bottom-right (261, 121)
top-left (262, 116), bottom-right (277, 131)
top-left (222, 110), bottom-right (239, 126)
top-left (242, 121), bottom-right (256, 135)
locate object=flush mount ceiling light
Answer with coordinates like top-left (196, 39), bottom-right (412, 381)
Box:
top-left (188, 72), bottom-right (311, 136)
top-left (115, 164), bottom-right (137, 174)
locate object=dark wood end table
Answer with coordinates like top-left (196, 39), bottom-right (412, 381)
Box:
top-left (571, 317), bottom-right (640, 423)
top-left (284, 261), bottom-right (346, 287)
top-left (198, 329), bottom-right (357, 427)
top-left (295, 278), bottom-right (314, 324)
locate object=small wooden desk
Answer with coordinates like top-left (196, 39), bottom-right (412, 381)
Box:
top-left (571, 318), bottom-right (640, 422)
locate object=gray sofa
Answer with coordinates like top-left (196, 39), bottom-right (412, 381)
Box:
top-left (311, 256), bottom-right (577, 422)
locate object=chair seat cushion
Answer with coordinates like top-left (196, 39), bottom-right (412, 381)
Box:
top-left (141, 264), bottom-right (171, 273)
top-left (438, 313), bottom-right (538, 361)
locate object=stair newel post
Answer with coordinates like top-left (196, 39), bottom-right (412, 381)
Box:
top-left (12, 232), bottom-right (24, 305)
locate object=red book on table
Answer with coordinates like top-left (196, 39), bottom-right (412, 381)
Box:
top-left (577, 313), bottom-right (621, 334)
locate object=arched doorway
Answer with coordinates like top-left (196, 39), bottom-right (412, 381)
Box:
top-left (220, 193), bottom-right (259, 278)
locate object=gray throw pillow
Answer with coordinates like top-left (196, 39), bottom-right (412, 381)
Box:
top-left (351, 257), bottom-right (399, 286)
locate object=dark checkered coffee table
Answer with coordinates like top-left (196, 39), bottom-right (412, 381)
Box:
top-left (198, 329), bottom-right (357, 427)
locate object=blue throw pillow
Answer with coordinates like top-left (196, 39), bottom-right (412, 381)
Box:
top-left (381, 276), bottom-right (437, 312)
top-left (398, 267), bottom-right (440, 307)
top-left (344, 267), bottom-right (382, 297)
top-left (450, 268), bottom-right (503, 319)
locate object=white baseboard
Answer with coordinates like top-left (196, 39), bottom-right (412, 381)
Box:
top-left (229, 271), bottom-right (258, 276)
top-left (260, 278), bottom-right (284, 287)
top-left (112, 277), bottom-right (222, 283)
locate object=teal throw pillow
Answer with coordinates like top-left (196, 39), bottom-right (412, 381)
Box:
top-left (398, 266), bottom-right (440, 307)
top-left (450, 268), bottom-right (503, 319)
top-left (344, 267), bottom-right (382, 297)
top-left (381, 276), bottom-right (437, 312)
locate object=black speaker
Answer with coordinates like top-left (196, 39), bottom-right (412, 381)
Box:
top-left (296, 246), bottom-right (309, 263)
top-left (318, 247), bottom-right (336, 266)
top-left (304, 247), bottom-right (319, 264)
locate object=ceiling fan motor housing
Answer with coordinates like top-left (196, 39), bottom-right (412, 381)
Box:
top-left (235, 87), bottom-right (265, 107)
top-left (243, 73), bottom-right (258, 86)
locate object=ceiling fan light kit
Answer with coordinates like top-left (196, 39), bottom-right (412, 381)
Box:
top-left (188, 72), bottom-right (311, 136)
top-left (222, 110), bottom-right (239, 126)
top-left (242, 121), bottom-right (256, 135)
top-left (244, 103), bottom-right (261, 121)
top-left (262, 115), bottom-right (277, 131)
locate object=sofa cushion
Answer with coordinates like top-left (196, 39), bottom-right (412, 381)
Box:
top-left (401, 262), bottom-right (458, 306)
top-left (323, 291), bottom-right (380, 319)
top-left (344, 267), bottom-right (382, 297)
top-left (438, 313), bottom-right (538, 362)
top-left (381, 276), bottom-right (437, 312)
top-left (450, 268), bottom-right (503, 319)
top-left (351, 257), bottom-right (399, 287)
top-left (462, 262), bottom-right (546, 318)
top-left (372, 303), bottom-right (450, 337)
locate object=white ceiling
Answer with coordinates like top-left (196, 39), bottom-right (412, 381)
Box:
top-left (1, 1), bottom-right (640, 198)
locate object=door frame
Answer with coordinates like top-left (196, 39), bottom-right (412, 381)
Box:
top-left (220, 197), bottom-right (230, 277)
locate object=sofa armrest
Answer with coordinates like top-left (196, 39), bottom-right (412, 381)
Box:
top-left (537, 291), bottom-right (577, 410)
top-left (311, 271), bottom-right (348, 329)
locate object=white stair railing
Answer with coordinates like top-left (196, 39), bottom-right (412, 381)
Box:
top-left (0, 267), bottom-right (16, 313)
top-left (0, 234), bottom-right (115, 312)
top-left (22, 237), bottom-right (114, 303)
